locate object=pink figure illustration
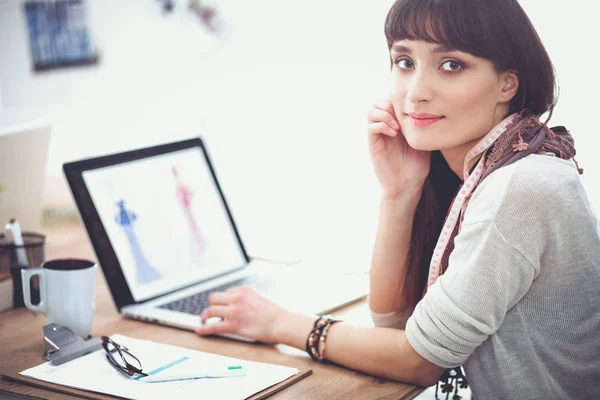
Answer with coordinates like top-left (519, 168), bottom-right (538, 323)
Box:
top-left (173, 167), bottom-right (207, 265)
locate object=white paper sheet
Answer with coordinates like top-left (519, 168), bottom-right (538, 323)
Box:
top-left (20, 334), bottom-right (300, 400)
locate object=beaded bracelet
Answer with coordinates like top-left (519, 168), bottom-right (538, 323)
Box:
top-left (305, 315), bottom-right (341, 362)
top-left (305, 316), bottom-right (323, 361)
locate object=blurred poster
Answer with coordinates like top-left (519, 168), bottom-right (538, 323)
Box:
top-left (23, 0), bottom-right (99, 72)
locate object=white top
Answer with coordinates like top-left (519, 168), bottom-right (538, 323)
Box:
top-left (373, 154), bottom-right (600, 399)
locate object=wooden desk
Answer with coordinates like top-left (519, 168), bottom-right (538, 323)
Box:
top-left (0, 222), bottom-right (422, 399)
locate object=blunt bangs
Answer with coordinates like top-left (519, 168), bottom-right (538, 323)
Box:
top-left (385, 0), bottom-right (493, 60)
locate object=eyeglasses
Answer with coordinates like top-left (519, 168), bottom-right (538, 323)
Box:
top-left (101, 336), bottom-right (148, 377)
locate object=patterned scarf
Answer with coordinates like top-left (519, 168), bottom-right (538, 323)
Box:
top-left (431, 110), bottom-right (581, 399)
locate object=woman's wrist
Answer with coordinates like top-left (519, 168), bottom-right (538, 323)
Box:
top-left (380, 187), bottom-right (422, 213)
top-left (273, 310), bottom-right (317, 349)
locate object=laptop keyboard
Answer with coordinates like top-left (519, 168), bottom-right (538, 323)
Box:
top-left (158, 276), bottom-right (271, 316)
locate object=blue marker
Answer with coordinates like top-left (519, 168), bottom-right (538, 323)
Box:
top-left (139, 357), bottom-right (245, 383)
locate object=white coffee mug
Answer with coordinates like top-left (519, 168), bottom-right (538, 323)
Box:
top-left (22, 259), bottom-right (97, 338)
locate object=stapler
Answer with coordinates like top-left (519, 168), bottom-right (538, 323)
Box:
top-left (42, 323), bottom-right (103, 365)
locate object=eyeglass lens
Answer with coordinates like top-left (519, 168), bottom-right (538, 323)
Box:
top-left (101, 336), bottom-right (146, 377)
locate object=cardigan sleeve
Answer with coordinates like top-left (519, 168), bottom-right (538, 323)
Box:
top-left (405, 217), bottom-right (537, 368)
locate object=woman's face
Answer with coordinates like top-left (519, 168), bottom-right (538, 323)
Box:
top-left (389, 39), bottom-right (517, 154)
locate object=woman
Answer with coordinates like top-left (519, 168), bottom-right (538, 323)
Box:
top-left (196, 0), bottom-right (600, 398)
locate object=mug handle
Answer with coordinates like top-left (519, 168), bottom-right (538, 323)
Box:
top-left (21, 268), bottom-right (47, 313)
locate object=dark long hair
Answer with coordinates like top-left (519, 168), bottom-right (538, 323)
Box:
top-left (384, 0), bottom-right (558, 298)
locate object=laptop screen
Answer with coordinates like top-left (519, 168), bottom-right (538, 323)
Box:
top-left (65, 139), bottom-right (248, 305)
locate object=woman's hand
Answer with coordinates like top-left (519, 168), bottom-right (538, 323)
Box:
top-left (368, 99), bottom-right (431, 198)
top-left (195, 286), bottom-right (288, 344)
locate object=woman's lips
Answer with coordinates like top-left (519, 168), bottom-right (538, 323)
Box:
top-left (407, 114), bottom-right (444, 127)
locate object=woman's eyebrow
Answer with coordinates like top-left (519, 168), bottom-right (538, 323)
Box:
top-left (391, 44), bottom-right (458, 54)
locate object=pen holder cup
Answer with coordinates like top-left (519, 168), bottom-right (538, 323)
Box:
top-left (0, 232), bottom-right (47, 308)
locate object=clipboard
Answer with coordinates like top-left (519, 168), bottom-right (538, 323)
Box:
top-left (2, 333), bottom-right (313, 400)
top-left (2, 369), bottom-right (313, 400)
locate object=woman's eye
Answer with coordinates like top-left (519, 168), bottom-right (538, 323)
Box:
top-left (441, 60), bottom-right (464, 72)
top-left (396, 59), bottom-right (414, 69)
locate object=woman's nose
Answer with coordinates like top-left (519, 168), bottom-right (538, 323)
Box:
top-left (407, 71), bottom-right (434, 104)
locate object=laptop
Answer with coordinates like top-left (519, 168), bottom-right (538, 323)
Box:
top-left (63, 137), bottom-right (368, 341)
top-left (0, 121), bottom-right (51, 232)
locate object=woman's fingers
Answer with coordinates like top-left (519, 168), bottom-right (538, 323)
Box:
top-left (368, 107), bottom-right (400, 130)
top-left (204, 287), bottom-right (254, 319)
top-left (373, 99), bottom-right (395, 116)
top-left (368, 100), bottom-right (401, 141)
top-left (195, 319), bottom-right (236, 336)
top-left (225, 286), bottom-right (245, 293)
top-left (200, 305), bottom-right (232, 321)
top-left (194, 287), bottom-right (285, 343)
top-left (208, 291), bottom-right (238, 305)
top-left (368, 122), bottom-right (398, 138)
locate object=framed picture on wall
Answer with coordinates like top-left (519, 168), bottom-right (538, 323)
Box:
top-left (23, 0), bottom-right (99, 72)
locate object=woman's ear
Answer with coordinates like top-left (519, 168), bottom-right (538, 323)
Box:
top-left (499, 70), bottom-right (519, 103)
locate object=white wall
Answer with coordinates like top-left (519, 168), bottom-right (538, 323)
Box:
top-left (519, 0), bottom-right (600, 215)
top-left (0, 0), bottom-right (598, 267)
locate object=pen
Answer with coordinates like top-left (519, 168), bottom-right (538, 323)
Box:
top-left (5, 218), bottom-right (29, 267)
top-left (140, 365), bottom-right (245, 383)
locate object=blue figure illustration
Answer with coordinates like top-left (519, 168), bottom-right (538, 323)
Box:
top-left (114, 199), bottom-right (161, 284)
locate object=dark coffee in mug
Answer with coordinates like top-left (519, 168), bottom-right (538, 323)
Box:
top-left (43, 259), bottom-right (95, 271)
